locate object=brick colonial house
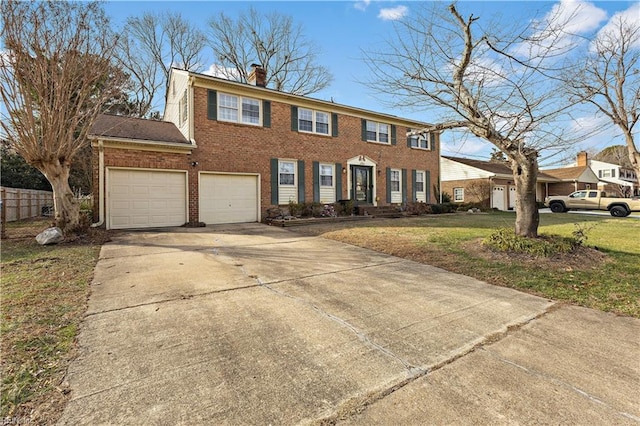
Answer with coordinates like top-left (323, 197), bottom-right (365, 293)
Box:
top-left (89, 67), bottom-right (439, 229)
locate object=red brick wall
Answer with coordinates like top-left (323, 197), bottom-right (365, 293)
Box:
top-left (189, 86), bottom-right (439, 221)
top-left (95, 86), bottom-right (440, 224)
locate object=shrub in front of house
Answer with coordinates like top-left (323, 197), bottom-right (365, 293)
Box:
top-left (483, 227), bottom-right (579, 257)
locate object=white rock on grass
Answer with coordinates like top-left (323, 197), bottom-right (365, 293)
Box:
top-left (36, 227), bottom-right (64, 245)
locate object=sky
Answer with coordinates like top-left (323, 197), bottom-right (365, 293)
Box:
top-left (7, 1), bottom-right (640, 166)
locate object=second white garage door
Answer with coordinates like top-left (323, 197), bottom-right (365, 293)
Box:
top-left (199, 173), bottom-right (259, 224)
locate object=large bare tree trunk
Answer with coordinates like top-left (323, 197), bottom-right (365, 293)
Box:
top-left (511, 156), bottom-right (539, 238)
top-left (39, 161), bottom-right (80, 233)
top-left (624, 133), bottom-right (640, 186)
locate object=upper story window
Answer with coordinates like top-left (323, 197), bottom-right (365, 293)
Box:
top-left (366, 121), bottom-right (389, 144)
top-left (218, 92), bottom-right (261, 126)
top-left (598, 169), bottom-right (616, 178)
top-left (298, 108), bottom-right (329, 135)
top-left (409, 131), bottom-right (435, 150)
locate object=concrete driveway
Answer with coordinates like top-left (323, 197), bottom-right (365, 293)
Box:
top-left (59, 224), bottom-right (640, 425)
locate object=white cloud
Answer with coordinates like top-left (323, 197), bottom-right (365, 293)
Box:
top-left (204, 63), bottom-right (241, 80)
top-left (512, 0), bottom-right (607, 59)
top-left (593, 3), bottom-right (640, 50)
top-left (378, 5), bottom-right (408, 21)
top-left (354, 0), bottom-right (370, 12)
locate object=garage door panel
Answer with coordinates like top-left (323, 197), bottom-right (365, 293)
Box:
top-left (200, 174), bottom-right (258, 224)
top-left (109, 169), bottom-right (187, 229)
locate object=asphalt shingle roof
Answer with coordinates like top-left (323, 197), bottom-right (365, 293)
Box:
top-left (90, 114), bottom-right (190, 145)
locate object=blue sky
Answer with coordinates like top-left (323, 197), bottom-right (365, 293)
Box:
top-left (11, 1), bottom-right (640, 165)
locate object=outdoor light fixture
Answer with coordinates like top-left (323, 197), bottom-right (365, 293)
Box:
top-left (191, 161), bottom-right (198, 167)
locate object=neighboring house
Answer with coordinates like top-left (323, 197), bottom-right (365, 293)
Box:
top-left (440, 156), bottom-right (558, 211)
top-left (542, 152), bottom-right (638, 197)
top-left (541, 152), bottom-right (599, 196)
top-left (589, 158), bottom-right (639, 197)
top-left (89, 66), bottom-right (439, 229)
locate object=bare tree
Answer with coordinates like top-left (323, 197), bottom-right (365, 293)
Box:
top-left (121, 12), bottom-right (206, 117)
top-left (568, 15), bottom-right (640, 179)
top-left (207, 7), bottom-right (333, 96)
top-left (0, 0), bottom-right (126, 233)
top-left (364, 3), bottom-right (580, 237)
top-left (593, 145), bottom-right (632, 168)
top-left (465, 180), bottom-right (491, 208)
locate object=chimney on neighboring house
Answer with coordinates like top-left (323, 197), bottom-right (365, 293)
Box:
top-left (248, 64), bottom-right (266, 87)
top-left (577, 151), bottom-right (588, 167)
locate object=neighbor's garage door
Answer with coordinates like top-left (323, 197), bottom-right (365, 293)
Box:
top-left (108, 169), bottom-right (187, 229)
top-left (199, 173), bottom-right (259, 224)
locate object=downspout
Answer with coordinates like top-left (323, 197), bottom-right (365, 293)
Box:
top-left (91, 140), bottom-right (105, 227)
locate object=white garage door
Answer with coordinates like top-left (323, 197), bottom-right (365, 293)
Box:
top-left (199, 174), bottom-right (259, 224)
top-left (109, 169), bottom-right (187, 229)
top-left (509, 186), bottom-right (517, 209)
top-left (492, 186), bottom-right (506, 211)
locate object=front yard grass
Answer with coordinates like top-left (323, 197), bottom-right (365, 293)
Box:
top-left (1, 219), bottom-right (105, 423)
top-left (296, 212), bottom-right (640, 318)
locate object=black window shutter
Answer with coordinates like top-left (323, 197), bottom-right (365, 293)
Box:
top-left (291, 106), bottom-right (298, 131)
top-left (386, 167), bottom-right (392, 203)
top-left (312, 161), bottom-right (320, 203)
top-left (430, 133), bottom-right (436, 151)
top-left (263, 100), bottom-right (271, 128)
top-left (335, 162), bottom-right (342, 201)
top-left (402, 168), bottom-right (408, 204)
top-left (361, 119), bottom-right (367, 141)
top-left (391, 125), bottom-right (397, 145)
top-left (407, 134), bottom-right (412, 148)
top-left (297, 160), bottom-right (305, 202)
top-left (331, 113), bottom-right (339, 137)
top-left (426, 170), bottom-right (431, 203)
top-left (270, 158), bottom-right (279, 205)
top-left (207, 90), bottom-right (217, 120)
top-left (412, 169), bottom-right (417, 201)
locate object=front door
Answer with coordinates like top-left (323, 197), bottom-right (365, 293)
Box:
top-left (352, 166), bottom-right (373, 204)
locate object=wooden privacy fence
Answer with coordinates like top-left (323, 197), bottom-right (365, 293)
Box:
top-left (1, 186), bottom-right (54, 223)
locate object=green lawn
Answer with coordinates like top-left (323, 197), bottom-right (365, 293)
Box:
top-left (298, 212), bottom-right (640, 317)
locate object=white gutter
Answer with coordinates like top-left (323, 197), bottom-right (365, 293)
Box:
top-left (90, 140), bottom-right (105, 227)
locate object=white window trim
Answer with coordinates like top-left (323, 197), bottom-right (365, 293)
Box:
top-left (409, 131), bottom-right (433, 150)
top-left (366, 120), bottom-right (390, 144)
top-left (415, 171), bottom-right (425, 194)
top-left (279, 160), bottom-right (296, 187)
top-left (218, 92), bottom-right (262, 126)
top-left (391, 169), bottom-right (401, 193)
top-left (454, 187), bottom-right (464, 202)
top-left (319, 163), bottom-right (335, 188)
top-left (298, 108), bottom-right (330, 135)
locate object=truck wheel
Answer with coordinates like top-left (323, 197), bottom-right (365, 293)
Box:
top-left (549, 202), bottom-right (566, 213)
top-left (610, 206), bottom-right (629, 217)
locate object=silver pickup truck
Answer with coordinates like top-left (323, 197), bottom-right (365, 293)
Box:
top-left (545, 190), bottom-right (640, 217)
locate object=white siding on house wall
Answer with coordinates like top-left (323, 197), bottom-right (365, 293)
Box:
top-left (279, 187), bottom-right (297, 205)
top-left (164, 70), bottom-right (191, 140)
top-left (441, 157), bottom-right (493, 180)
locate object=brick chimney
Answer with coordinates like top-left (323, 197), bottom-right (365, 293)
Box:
top-left (248, 64), bottom-right (266, 87)
top-left (577, 151), bottom-right (588, 167)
